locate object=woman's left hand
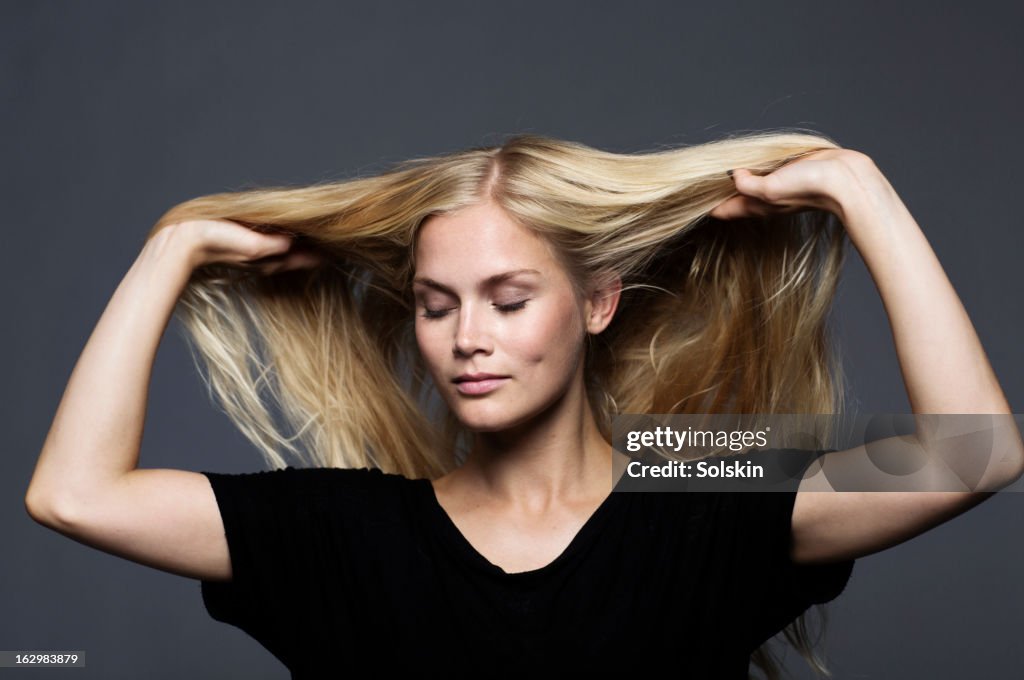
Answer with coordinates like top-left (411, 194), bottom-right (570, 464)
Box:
top-left (710, 148), bottom-right (878, 224)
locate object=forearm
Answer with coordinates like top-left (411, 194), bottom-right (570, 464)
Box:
top-left (837, 167), bottom-right (1010, 415)
top-left (27, 224), bottom-right (197, 516)
top-left (835, 164), bottom-right (1023, 481)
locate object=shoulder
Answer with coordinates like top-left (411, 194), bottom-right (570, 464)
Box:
top-left (202, 464), bottom-right (410, 482)
top-left (200, 464), bottom-right (420, 505)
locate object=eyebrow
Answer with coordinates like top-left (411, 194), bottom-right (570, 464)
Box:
top-left (412, 268), bottom-right (542, 296)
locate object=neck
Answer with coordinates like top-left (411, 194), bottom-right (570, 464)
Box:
top-left (457, 365), bottom-right (613, 509)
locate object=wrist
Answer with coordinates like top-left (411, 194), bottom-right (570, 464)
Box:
top-left (136, 222), bottom-right (202, 284)
top-left (830, 154), bottom-right (905, 231)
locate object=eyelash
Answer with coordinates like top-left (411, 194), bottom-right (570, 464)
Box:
top-left (420, 300), bottom-right (529, 320)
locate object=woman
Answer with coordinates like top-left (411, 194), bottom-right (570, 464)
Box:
top-left (25, 132), bottom-right (1023, 678)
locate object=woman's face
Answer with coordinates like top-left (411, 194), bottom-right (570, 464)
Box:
top-left (412, 201), bottom-right (589, 432)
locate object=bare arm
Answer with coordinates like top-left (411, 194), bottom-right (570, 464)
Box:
top-left (791, 154), bottom-right (1024, 563)
top-left (25, 219), bottom-right (319, 581)
top-left (716, 152), bottom-right (1024, 564)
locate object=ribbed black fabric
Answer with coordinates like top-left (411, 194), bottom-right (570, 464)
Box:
top-left (199, 448), bottom-right (853, 678)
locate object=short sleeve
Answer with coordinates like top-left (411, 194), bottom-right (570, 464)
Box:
top-left (199, 465), bottom-right (352, 663)
top-left (717, 448), bottom-right (856, 650)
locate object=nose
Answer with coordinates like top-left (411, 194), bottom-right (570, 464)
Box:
top-left (452, 303), bottom-right (493, 358)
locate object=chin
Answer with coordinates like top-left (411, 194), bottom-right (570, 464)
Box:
top-left (453, 409), bottom-right (517, 433)
top-left (452, 400), bottom-right (545, 434)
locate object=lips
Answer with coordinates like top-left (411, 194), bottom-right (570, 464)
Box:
top-left (452, 373), bottom-right (510, 396)
top-left (453, 372), bottom-right (508, 383)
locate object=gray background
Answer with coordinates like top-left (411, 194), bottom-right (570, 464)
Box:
top-left (4, 1), bottom-right (1022, 678)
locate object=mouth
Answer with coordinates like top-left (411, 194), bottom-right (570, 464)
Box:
top-left (452, 374), bottom-right (510, 395)
top-left (453, 372), bottom-right (508, 383)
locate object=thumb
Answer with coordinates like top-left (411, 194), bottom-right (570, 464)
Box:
top-left (730, 168), bottom-right (761, 193)
top-left (733, 168), bottom-right (783, 204)
top-left (259, 231), bottom-right (297, 254)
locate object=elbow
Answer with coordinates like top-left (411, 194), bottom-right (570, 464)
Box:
top-left (1007, 455), bottom-right (1024, 487)
top-left (996, 433), bottom-right (1024, 489)
top-left (24, 485), bottom-right (80, 531)
top-left (1005, 419), bottom-right (1024, 486)
top-left (24, 484), bottom-right (49, 524)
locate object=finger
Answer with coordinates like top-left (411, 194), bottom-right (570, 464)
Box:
top-left (731, 168), bottom-right (765, 197)
top-left (279, 248), bottom-right (328, 271)
top-left (709, 195), bottom-right (770, 220)
top-left (240, 231), bottom-right (295, 261)
top-left (733, 168), bottom-right (794, 206)
top-left (241, 243), bottom-right (291, 266)
top-left (251, 248), bottom-right (327, 275)
top-left (263, 232), bottom-right (297, 254)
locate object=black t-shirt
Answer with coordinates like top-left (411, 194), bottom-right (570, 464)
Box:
top-left (199, 448), bottom-right (855, 678)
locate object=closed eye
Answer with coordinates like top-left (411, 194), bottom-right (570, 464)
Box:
top-left (419, 299), bottom-right (530, 320)
top-left (495, 299), bottom-right (529, 313)
top-left (421, 307), bottom-right (453, 320)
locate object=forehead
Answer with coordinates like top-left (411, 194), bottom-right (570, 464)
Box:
top-left (414, 202), bottom-right (557, 275)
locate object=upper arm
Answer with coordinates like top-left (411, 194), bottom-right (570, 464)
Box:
top-left (791, 432), bottom-right (1024, 564)
top-left (27, 469), bottom-right (231, 582)
top-left (792, 488), bottom-right (995, 564)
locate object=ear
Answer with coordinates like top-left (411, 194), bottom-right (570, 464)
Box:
top-left (584, 272), bottom-right (622, 335)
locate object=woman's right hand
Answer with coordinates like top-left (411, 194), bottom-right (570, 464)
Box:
top-left (173, 218), bottom-right (327, 274)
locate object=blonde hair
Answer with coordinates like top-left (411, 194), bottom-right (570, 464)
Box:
top-left (148, 130), bottom-right (850, 679)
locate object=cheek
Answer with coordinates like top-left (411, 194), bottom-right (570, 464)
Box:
top-left (415, 323), bottom-right (447, 367)
top-left (512, 303), bottom-right (584, 365)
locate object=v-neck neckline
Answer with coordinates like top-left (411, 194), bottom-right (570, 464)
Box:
top-left (417, 477), bottom-right (622, 582)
